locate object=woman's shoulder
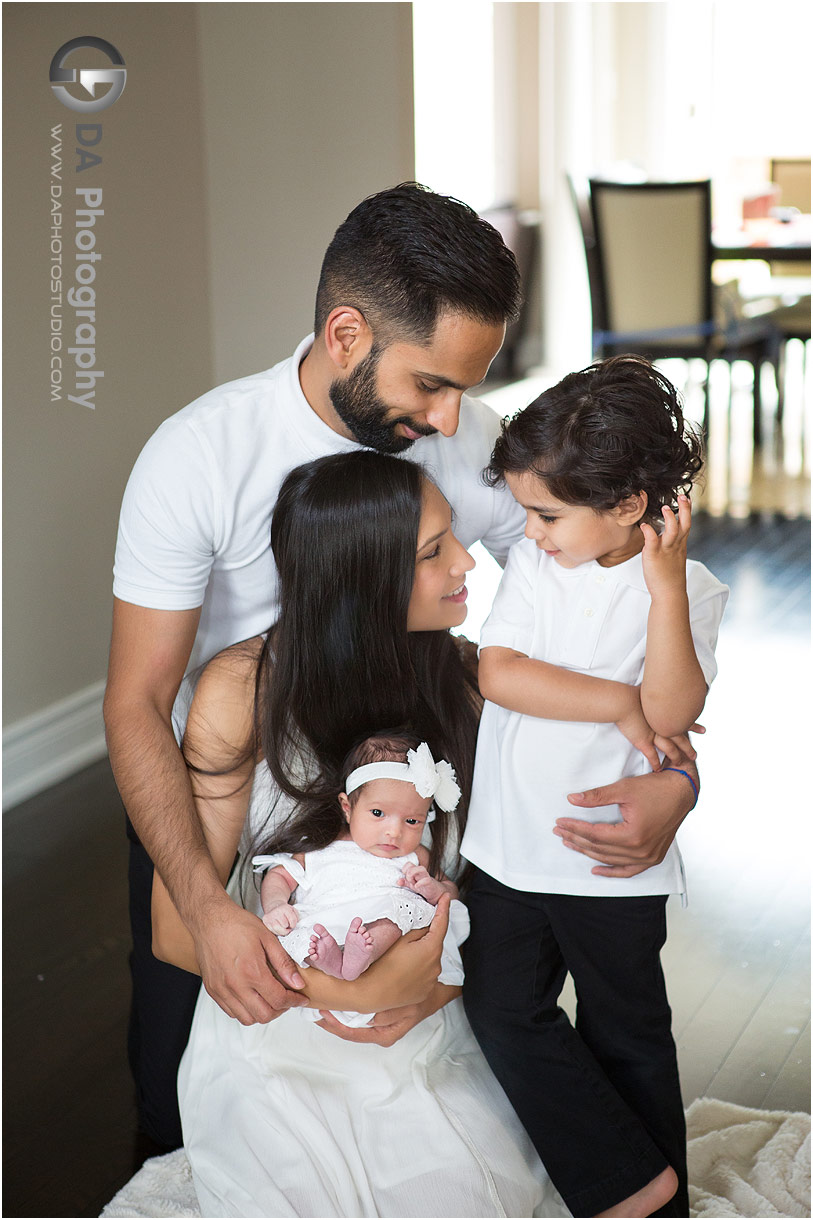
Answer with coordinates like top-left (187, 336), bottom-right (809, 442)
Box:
top-left (184, 637), bottom-right (264, 769)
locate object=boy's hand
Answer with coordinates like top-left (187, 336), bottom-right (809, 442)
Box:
top-left (640, 496), bottom-right (691, 600)
top-left (398, 863), bottom-right (445, 905)
top-left (262, 903), bottom-right (299, 935)
top-left (615, 686), bottom-right (660, 772)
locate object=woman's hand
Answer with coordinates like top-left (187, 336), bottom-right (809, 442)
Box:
top-left (300, 894), bottom-right (451, 1013)
top-left (554, 765), bottom-right (699, 877)
top-left (314, 982), bottom-right (461, 1046)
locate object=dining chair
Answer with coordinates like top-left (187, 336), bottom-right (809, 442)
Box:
top-left (770, 159), bottom-right (811, 215)
top-left (480, 204), bottom-right (540, 380)
top-left (570, 177), bottom-right (784, 444)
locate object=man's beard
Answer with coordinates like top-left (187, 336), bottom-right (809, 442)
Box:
top-left (329, 347), bottom-right (437, 454)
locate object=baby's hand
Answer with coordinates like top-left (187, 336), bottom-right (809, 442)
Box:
top-left (262, 903), bottom-right (299, 935)
top-left (398, 863), bottom-right (446, 905)
top-left (640, 496), bottom-right (691, 600)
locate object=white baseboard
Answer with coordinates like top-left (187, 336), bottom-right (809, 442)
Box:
top-left (2, 681), bottom-right (108, 811)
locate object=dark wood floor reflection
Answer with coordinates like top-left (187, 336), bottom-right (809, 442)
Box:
top-left (3, 761), bottom-right (136, 1218)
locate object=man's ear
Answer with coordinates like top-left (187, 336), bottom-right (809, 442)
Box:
top-left (612, 491), bottom-right (649, 525)
top-left (323, 307), bottom-right (373, 372)
top-left (338, 793), bottom-right (352, 821)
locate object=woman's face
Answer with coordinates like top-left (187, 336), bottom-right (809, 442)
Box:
top-left (407, 480), bottom-right (475, 632)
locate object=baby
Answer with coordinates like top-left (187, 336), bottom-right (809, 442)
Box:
top-left (252, 733), bottom-right (463, 993)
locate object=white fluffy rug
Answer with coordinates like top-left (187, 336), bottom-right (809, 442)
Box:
top-left (101, 1097), bottom-right (810, 1218)
top-left (686, 1098), bottom-right (810, 1218)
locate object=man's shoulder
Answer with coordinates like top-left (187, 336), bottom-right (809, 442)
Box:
top-left (161, 360), bottom-right (291, 435)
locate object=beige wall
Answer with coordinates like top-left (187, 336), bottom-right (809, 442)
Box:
top-left (2, 2), bottom-right (414, 733)
top-left (197, 3), bottom-right (414, 385)
top-left (3, 3), bottom-right (212, 725)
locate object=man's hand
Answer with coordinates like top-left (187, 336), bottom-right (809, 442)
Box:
top-left (191, 898), bottom-right (307, 1025)
top-left (554, 767), bottom-right (698, 878)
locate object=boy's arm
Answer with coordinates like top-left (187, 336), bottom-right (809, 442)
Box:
top-left (640, 499), bottom-right (707, 736)
top-left (479, 646), bottom-right (638, 722)
top-left (479, 647), bottom-right (662, 772)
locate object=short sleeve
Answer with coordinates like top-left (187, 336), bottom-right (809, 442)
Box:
top-left (251, 854), bottom-right (307, 890)
top-left (113, 419), bottom-right (220, 610)
top-left (478, 539), bottom-right (537, 656)
top-left (687, 561), bottom-right (730, 686)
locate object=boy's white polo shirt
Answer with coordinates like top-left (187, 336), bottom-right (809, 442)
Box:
top-left (461, 537), bottom-right (729, 897)
top-left (113, 334), bottom-right (524, 680)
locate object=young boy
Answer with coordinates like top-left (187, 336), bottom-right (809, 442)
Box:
top-left (461, 355), bottom-right (729, 1217)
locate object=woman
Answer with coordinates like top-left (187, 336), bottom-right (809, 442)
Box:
top-left (153, 451), bottom-right (568, 1218)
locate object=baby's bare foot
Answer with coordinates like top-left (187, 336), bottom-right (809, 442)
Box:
top-left (341, 917), bottom-right (375, 980)
top-left (306, 924), bottom-right (343, 978)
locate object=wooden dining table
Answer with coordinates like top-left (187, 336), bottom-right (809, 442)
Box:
top-left (712, 216), bottom-right (811, 262)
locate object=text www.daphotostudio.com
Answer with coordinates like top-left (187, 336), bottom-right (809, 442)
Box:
top-left (48, 36), bottom-right (126, 408)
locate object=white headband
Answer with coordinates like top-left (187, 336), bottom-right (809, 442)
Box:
top-left (345, 742), bottom-right (461, 818)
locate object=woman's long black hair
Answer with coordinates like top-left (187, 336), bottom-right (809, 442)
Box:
top-left (248, 450), bottom-right (480, 878)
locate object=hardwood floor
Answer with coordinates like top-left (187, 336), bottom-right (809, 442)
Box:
top-left (3, 358), bottom-right (810, 1217)
top-left (3, 762), bottom-right (138, 1218)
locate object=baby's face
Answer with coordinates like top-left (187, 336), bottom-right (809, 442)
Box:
top-left (340, 779), bottom-right (433, 858)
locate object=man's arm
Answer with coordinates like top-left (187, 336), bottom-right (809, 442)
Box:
top-left (105, 601), bottom-right (304, 1022)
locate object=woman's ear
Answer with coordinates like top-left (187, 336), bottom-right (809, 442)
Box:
top-left (338, 793), bottom-right (352, 821)
top-left (612, 491), bottom-right (648, 525)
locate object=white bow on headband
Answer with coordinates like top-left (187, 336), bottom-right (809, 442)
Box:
top-left (345, 741), bottom-right (461, 814)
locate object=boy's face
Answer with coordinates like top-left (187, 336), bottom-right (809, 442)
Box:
top-left (505, 471), bottom-right (643, 569)
top-left (339, 780), bottom-right (433, 858)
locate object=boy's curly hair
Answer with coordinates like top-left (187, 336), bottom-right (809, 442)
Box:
top-left (484, 355), bottom-right (703, 523)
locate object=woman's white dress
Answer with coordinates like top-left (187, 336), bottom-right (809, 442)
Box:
top-left (177, 764), bottom-right (568, 1218)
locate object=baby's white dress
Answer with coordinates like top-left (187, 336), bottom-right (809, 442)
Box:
top-left (177, 762), bottom-right (568, 1218)
top-left (252, 840), bottom-right (471, 1027)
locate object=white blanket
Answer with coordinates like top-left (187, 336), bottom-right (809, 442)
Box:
top-left (102, 1097), bottom-right (811, 1219)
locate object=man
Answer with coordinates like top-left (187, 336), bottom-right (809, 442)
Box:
top-left (105, 183), bottom-right (698, 1153)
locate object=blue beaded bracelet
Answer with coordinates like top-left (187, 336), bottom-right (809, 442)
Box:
top-left (663, 767), bottom-right (699, 809)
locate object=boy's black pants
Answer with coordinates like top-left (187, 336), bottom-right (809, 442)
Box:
top-left (462, 868), bottom-right (689, 1218)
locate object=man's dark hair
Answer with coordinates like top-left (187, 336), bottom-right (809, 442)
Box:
top-left (314, 182), bottom-right (521, 346)
top-left (485, 355), bottom-right (704, 524)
